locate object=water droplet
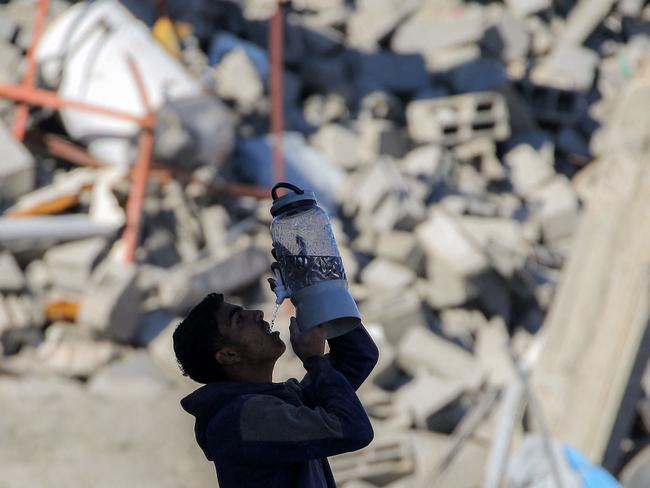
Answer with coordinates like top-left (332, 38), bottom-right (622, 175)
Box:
top-left (271, 303), bottom-right (280, 330)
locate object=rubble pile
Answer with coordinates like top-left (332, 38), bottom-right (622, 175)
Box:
top-left (1, 0), bottom-right (650, 486)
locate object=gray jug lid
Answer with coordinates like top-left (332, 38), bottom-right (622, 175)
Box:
top-left (270, 182), bottom-right (317, 217)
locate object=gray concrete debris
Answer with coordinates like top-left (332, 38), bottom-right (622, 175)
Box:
top-left (527, 175), bottom-right (580, 243)
top-left (0, 252), bottom-right (26, 292)
top-left (159, 246), bottom-right (269, 313)
top-left (0, 121), bottom-right (34, 203)
top-left (214, 47), bottom-right (264, 113)
top-left (505, 0), bottom-right (551, 17)
top-left (36, 322), bottom-right (121, 378)
top-left (396, 326), bottom-right (483, 388)
top-left (505, 143), bottom-right (556, 197)
top-left (87, 350), bottom-right (171, 397)
top-left (43, 238), bottom-right (109, 293)
top-left (77, 261), bottom-right (142, 343)
top-left (311, 124), bottom-right (361, 170)
top-left (359, 258), bottom-right (416, 290)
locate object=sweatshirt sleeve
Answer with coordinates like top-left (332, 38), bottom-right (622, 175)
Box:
top-left (326, 324), bottom-right (379, 391)
top-left (207, 356), bottom-right (373, 466)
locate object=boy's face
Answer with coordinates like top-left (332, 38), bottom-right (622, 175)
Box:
top-left (215, 302), bottom-right (286, 365)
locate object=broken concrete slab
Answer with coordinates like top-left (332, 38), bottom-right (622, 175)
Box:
top-left (374, 230), bottom-right (425, 273)
top-left (532, 41), bottom-right (599, 92)
top-left (360, 289), bottom-right (428, 346)
top-left (346, 0), bottom-right (420, 49)
top-left (159, 246), bottom-right (269, 313)
top-left (214, 47), bottom-right (264, 113)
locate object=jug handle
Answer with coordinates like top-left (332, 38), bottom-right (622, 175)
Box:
top-left (272, 182), bottom-right (304, 200)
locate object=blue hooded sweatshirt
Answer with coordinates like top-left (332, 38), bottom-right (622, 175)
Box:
top-left (180, 324), bottom-right (379, 488)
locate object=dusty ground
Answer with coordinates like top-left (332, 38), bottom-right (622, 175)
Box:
top-left (0, 375), bottom-right (216, 488)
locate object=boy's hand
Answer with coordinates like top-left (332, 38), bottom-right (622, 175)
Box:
top-left (290, 317), bottom-right (326, 363)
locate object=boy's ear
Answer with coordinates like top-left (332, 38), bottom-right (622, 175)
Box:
top-left (215, 347), bottom-right (240, 366)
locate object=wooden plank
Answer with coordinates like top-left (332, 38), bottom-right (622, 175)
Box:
top-left (531, 77), bottom-right (650, 469)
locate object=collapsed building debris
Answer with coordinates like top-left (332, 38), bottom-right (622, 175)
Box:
top-left (1, 0), bottom-right (650, 486)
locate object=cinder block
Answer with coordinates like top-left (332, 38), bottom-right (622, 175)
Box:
top-left (396, 326), bottom-right (483, 387)
top-left (528, 175), bottom-right (580, 243)
top-left (375, 230), bottom-right (425, 272)
top-left (360, 289), bottom-right (427, 346)
top-left (0, 121), bottom-right (34, 202)
top-left (393, 373), bottom-right (466, 430)
top-left (43, 238), bottom-right (109, 293)
top-left (360, 258), bottom-right (416, 290)
top-left (453, 138), bottom-right (505, 182)
top-left (415, 209), bottom-right (489, 278)
top-left (504, 143), bottom-right (555, 197)
top-left (407, 92), bottom-right (510, 146)
top-left (330, 433), bottom-right (415, 486)
top-left (311, 124), bottom-right (360, 170)
top-left (78, 261), bottom-right (142, 343)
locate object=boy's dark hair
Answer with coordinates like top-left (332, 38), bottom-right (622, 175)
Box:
top-left (172, 293), bottom-right (230, 384)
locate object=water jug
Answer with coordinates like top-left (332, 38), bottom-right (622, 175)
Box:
top-left (270, 182), bottom-right (360, 338)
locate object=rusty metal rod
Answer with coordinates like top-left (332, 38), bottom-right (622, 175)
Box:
top-left (12, 0), bottom-right (49, 140)
top-left (0, 84), bottom-right (154, 128)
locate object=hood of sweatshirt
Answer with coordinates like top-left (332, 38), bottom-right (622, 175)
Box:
top-left (180, 380), bottom-right (299, 460)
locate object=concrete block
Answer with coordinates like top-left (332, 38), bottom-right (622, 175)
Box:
top-left (457, 216), bottom-right (529, 277)
top-left (0, 252), bottom-right (26, 292)
top-left (504, 143), bottom-right (555, 197)
top-left (453, 164), bottom-right (488, 197)
top-left (440, 307), bottom-right (489, 348)
top-left (505, 0), bottom-right (551, 17)
top-left (483, 9), bottom-right (530, 62)
top-left (528, 176), bottom-right (580, 243)
top-left (359, 289), bottom-right (427, 346)
top-left (303, 93), bottom-right (348, 127)
top-left (453, 138), bottom-right (505, 182)
top-left (311, 124), bottom-right (360, 170)
top-left (359, 258), bottom-right (416, 290)
top-left (330, 433), bottom-right (415, 486)
top-left (475, 317), bottom-right (515, 388)
top-left (36, 322), bottom-right (120, 378)
top-left (375, 230), bottom-right (425, 272)
top-left (396, 326), bottom-right (482, 386)
top-left (392, 5), bottom-right (485, 57)
top-left (406, 92), bottom-right (510, 146)
top-left (419, 260), bottom-right (476, 310)
top-left (357, 119), bottom-right (410, 163)
top-left (346, 0), bottom-right (420, 49)
top-left (43, 238), bottom-right (109, 293)
top-left (214, 47), bottom-right (263, 113)
top-left (78, 261), bottom-right (142, 343)
top-left (87, 350), bottom-right (170, 397)
top-left (562, 0), bottom-right (617, 45)
top-left (393, 373), bottom-right (465, 430)
top-left (532, 41), bottom-right (599, 92)
top-left (399, 144), bottom-right (447, 180)
top-left (0, 121), bottom-right (35, 203)
top-left (159, 246), bottom-right (269, 313)
top-left (415, 209), bottom-right (489, 278)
